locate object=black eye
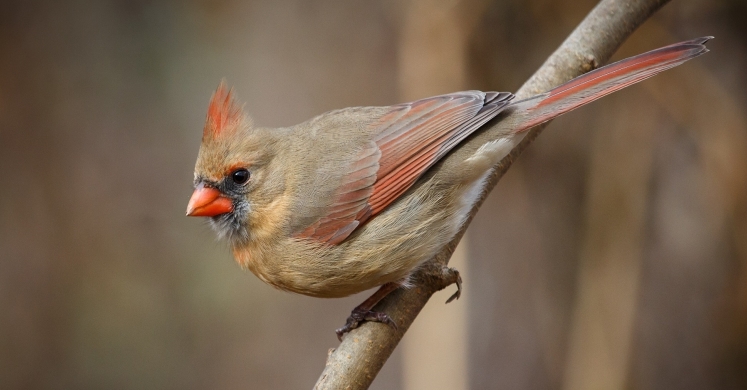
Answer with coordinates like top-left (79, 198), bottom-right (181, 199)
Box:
top-left (230, 168), bottom-right (250, 185)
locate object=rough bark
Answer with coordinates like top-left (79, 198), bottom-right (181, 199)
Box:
top-left (314, 0), bottom-right (671, 388)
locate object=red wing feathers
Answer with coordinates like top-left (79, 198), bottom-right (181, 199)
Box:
top-left (295, 142), bottom-right (379, 245)
top-left (294, 91), bottom-right (514, 244)
top-left (368, 92), bottom-right (513, 215)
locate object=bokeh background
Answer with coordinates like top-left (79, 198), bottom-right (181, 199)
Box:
top-left (1, 0), bottom-right (745, 389)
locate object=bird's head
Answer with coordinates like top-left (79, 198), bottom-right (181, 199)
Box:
top-left (187, 82), bottom-right (283, 244)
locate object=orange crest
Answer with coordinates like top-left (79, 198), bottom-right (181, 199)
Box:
top-left (205, 80), bottom-right (243, 139)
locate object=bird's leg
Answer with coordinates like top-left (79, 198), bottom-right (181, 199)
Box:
top-left (335, 282), bottom-right (400, 341)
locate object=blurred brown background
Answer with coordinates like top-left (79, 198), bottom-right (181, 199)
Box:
top-left (1, 0), bottom-right (745, 389)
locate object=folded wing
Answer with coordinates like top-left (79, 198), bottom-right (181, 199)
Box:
top-left (295, 91), bottom-right (514, 244)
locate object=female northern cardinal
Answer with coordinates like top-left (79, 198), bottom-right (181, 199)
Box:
top-left (187, 37), bottom-right (711, 339)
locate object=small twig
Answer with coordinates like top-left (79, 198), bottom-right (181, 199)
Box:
top-left (314, 0), bottom-right (670, 388)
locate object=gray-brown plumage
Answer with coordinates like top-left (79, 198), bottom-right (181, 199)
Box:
top-left (187, 37), bottom-right (710, 334)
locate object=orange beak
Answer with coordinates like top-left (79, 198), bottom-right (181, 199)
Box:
top-left (186, 184), bottom-right (234, 217)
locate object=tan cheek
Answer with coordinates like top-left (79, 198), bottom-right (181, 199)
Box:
top-left (249, 193), bottom-right (291, 240)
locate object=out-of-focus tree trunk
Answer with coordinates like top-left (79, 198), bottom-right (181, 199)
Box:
top-left (562, 88), bottom-right (658, 390)
top-left (397, 2), bottom-right (491, 389)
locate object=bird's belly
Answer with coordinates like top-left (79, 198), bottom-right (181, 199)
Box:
top-left (233, 160), bottom-right (494, 298)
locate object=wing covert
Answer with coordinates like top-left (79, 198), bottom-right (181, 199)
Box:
top-left (294, 91), bottom-right (514, 244)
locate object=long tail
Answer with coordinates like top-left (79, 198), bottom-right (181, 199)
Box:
top-left (508, 36), bottom-right (712, 132)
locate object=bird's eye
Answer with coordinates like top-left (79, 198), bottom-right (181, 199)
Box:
top-left (230, 168), bottom-right (250, 185)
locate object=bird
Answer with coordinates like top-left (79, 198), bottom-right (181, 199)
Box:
top-left (186, 37), bottom-right (711, 340)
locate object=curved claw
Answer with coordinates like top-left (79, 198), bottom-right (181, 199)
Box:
top-left (335, 318), bottom-right (359, 341)
top-left (444, 267), bottom-right (463, 304)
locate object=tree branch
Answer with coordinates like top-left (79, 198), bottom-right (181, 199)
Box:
top-left (314, 0), bottom-right (671, 388)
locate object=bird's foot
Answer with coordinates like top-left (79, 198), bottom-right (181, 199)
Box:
top-left (443, 267), bottom-right (462, 303)
top-left (335, 307), bottom-right (398, 341)
top-left (335, 282), bottom-right (400, 341)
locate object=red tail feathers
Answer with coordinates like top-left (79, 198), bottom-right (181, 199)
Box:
top-left (511, 37), bottom-right (712, 132)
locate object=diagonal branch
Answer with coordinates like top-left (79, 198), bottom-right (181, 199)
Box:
top-left (314, 0), bottom-right (671, 388)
